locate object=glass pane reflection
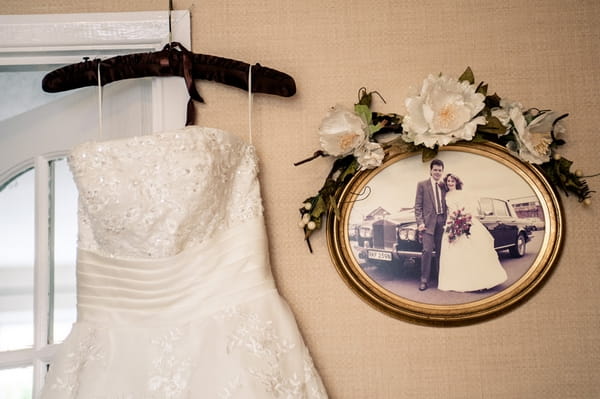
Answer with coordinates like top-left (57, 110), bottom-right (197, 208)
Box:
top-left (0, 167), bottom-right (35, 351)
top-left (0, 366), bottom-right (33, 399)
top-left (50, 159), bottom-right (77, 343)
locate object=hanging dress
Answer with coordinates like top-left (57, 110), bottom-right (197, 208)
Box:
top-left (40, 123), bottom-right (328, 398)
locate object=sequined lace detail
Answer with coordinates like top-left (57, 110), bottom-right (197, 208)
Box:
top-left (50, 326), bottom-right (105, 398)
top-left (302, 347), bottom-right (328, 398)
top-left (148, 328), bottom-right (192, 398)
top-left (215, 307), bottom-right (327, 398)
top-left (219, 375), bottom-right (243, 399)
top-left (68, 127), bottom-right (263, 258)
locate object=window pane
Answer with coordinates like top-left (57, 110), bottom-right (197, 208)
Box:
top-left (0, 65), bottom-right (67, 123)
top-left (50, 159), bottom-right (77, 343)
top-left (0, 168), bottom-right (35, 351)
top-left (494, 199), bottom-right (509, 217)
top-left (479, 198), bottom-right (492, 215)
top-left (0, 366), bottom-right (33, 399)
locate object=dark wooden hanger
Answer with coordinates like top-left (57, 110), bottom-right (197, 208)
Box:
top-left (42, 42), bottom-right (296, 124)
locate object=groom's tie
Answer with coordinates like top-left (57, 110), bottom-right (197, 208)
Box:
top-left (435, 184), bottom-right (442, 215)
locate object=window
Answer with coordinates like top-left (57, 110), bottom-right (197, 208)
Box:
top-left (0, 11), bottom-right (190, 398)
top-left (1, 167), bottom-right (36, 353)
top-left (479, 198), bottom-right (493, 216)
top-left (0, 158), bottom-right (77, 398)
top-left (493, 199), bottom-right (510, 217)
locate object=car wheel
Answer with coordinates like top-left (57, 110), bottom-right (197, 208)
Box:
top-left (509, 233), bottom-right (526, 258)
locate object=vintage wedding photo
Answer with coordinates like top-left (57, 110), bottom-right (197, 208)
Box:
top-left (345, 148), bottom-right (548, 307)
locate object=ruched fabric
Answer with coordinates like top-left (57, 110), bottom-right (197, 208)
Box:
top-left (76, 218), bottom-right (276, 325)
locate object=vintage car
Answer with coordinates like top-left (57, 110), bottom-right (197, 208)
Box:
top-left (523, 217), bottom-right (545, 231)
top-left (356, 197), bottom-right (531, 269)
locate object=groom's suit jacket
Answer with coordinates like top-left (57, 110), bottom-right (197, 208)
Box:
top-left (414, 179), bottom-right (447, 235)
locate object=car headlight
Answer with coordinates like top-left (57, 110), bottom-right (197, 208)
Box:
top-left (398, 229), bottom-right (408, 240)
top-left (398, 228), bottom-right (417, 241)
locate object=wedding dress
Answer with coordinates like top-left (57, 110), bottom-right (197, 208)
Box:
top-left (437, 190), bottom-right (508, 292)
top-left (40, 126), bottom-right (328, 398)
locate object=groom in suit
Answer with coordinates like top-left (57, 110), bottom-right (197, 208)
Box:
top-left (414, 159), bottom-right (447, 291)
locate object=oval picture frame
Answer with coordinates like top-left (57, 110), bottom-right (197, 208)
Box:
top-left (326, 141), bottom-right (563, 324)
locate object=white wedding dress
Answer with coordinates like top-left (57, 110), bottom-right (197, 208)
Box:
top-left (437, 190), bottom-right (508, 292)
top-left (40, 126), bottom-right (327, 399)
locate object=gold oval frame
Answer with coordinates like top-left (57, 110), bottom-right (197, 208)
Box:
top-left (326, 141), bottom-right (563, 325)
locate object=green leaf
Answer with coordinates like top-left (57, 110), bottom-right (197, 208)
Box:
top-left (330, 195), bottom-right (341, 219)
top-left (471, 134), bottom-right (489, 143)
top-left (422, 147), bottom-right (438, 162)
top-left (357, 88), bottom-right (372, 106)
top-left (557, 157), bottom-right (574, 173)
top-left (338, 158), bottom-right (360, 182)
top-left (485, 93), bottom-right (501, 109)
top-left (369, 121), bottom-right (386, 136)
top-left (476, 116), bottom-right (507, 136)
top-left (537, 156), bottom-right (595, 201)
top-left (476, 82), bottom-right (488, 96)
top-left (354, 104), bottom-right (372, 125)
top-left (311, 195), bottom-right (327, 218)
top-left (458, 67), bottom-right (475, 84)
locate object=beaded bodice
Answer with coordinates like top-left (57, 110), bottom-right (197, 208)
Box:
top-left (68, 126), bottom-right (262, 258)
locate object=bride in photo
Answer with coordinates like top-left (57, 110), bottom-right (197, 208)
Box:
top-left (437, 173), bottom-right (508, 292)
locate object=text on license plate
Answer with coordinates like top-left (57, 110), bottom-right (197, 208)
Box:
top-left (367, 250), bottom-right (392, 261)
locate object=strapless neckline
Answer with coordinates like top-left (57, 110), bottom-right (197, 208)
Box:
top-left (41, 125), bottom-right (328, 399)
top-left (68, 126), bottom-right (262, 259)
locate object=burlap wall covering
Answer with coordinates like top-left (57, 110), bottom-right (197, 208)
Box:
top-left (2, 1), bottom-right (598, 397)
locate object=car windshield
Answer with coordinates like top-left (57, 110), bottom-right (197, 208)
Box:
top-left (388, 209), bottom-right (415, 224)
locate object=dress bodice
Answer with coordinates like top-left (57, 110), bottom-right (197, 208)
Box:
top-left (68, 126), bottom-right (263, 258)
top-left (445, 190), bottom-right (475, 215)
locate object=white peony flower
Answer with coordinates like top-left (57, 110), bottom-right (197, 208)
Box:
top-left (508, 109), bottom-right (560, 164)
top-left (402, 74), bottom-right (486, 148)
top-left (318, 105), bottom-right (368, 156)
top-left (354, 141), bottom-right (385, 169)
top-left (491, 99), bottom-right (564, 164)
top-left (491, 99), bottom-right (523, 129)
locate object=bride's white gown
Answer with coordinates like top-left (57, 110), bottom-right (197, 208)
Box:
top-left (437, 190), bottom-right (508, 292)
top-left (41, 126), bottom-right (327, 399)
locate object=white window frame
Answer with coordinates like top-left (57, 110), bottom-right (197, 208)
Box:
top-left (0, 11), bottom-right (190, 396)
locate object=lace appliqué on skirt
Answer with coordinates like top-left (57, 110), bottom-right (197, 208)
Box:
top-left (148, 328), bottom-right (193, 399)
top-left (215, 307), bottom-right (327, 398)
top-left (50, 326), bottom-right (105, 398)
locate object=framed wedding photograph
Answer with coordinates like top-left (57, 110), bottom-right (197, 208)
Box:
top-left (326, 141), bottom-right (563, 324)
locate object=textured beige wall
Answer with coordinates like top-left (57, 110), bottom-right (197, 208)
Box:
top-left (3, 1), bottom-right (600, 398)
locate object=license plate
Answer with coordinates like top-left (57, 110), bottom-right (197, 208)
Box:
top-left (367, 250), bottom-right (392, 261)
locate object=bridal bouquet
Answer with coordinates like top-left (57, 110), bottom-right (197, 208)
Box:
top-left (296, 67), bottom-right (595, 251)
top-left (445, 208), bottom-right (472, 243)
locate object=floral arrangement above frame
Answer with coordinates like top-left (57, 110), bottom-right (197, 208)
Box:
top-left (296, 67), bottom-right (595, 251)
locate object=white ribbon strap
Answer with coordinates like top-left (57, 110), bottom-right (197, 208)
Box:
top-left (248, 64), bottom-right (253, 144)
top-left (97, 61), bottom-right (103, 139)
